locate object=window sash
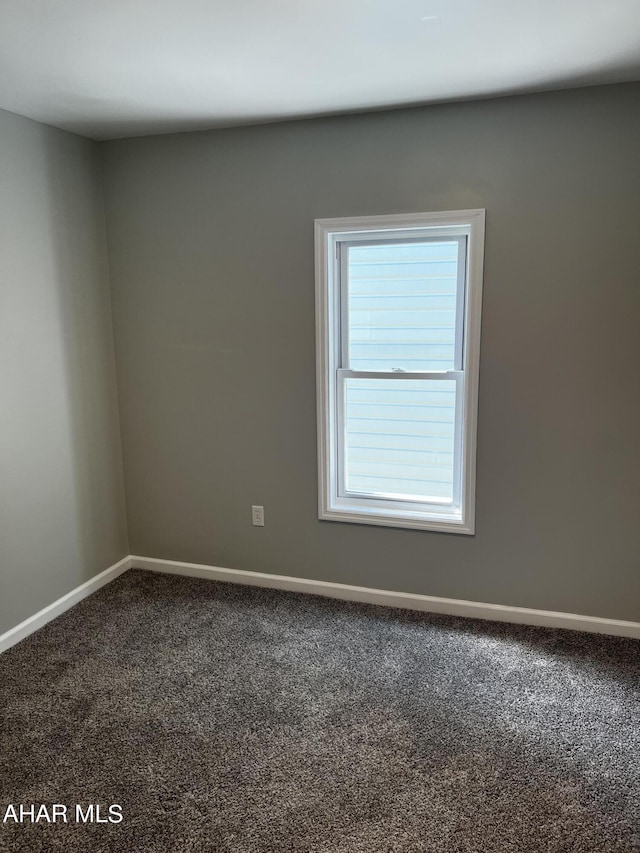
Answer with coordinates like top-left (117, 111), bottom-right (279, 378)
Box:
top-left (338, 235), bottom-right (467, 374)
top-left (335, 233), bottom-right (467, 514)
top-left (335, 369), bottom-right (464, 514)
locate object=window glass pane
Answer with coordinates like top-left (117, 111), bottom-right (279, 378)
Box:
top-left (347, 240), bottom-right (459, 371)
top-left (344, 378), bottom-right (456, 502)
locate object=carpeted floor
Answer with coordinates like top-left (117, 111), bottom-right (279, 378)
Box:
top-left (1, 570), bottom-right (639, 852)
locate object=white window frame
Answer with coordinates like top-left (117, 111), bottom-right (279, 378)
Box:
top-left (315, 209), bottom-right (485, 534)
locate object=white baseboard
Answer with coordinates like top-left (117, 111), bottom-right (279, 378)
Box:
top-left (0, 555), bottom-right (132, 654)
top-left (131, 555), bottom-right (640, 640)
top-left (3, 554), bottom-right (638, 653)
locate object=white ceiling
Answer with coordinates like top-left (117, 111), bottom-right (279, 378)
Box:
top-left (1, 0), bottom-right (639, 140)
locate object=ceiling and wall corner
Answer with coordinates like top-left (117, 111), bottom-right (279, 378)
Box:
top-left (0, 0), bottom-right (639, 139)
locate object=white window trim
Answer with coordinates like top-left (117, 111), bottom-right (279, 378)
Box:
top-left (315, 209), bottom-right (485, 534)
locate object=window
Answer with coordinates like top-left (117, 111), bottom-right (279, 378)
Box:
top-left (315, 209), bottom-right (485, 533)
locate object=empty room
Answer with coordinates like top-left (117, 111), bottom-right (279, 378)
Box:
top-left (1, 1), bottom-right (639, 850)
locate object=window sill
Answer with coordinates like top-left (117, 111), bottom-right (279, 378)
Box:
top-left (319, 504), bottom-right (474, 535)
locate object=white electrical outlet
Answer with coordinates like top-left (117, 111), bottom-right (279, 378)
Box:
top-left (251, 505), bottom-right (264, 527)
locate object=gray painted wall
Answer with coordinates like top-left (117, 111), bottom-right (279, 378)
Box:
top-left (101, 83), bottom-right (640, 622)
top-left (0, 109), bottom-right (128, 635)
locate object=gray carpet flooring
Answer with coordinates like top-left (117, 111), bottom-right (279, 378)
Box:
top-left (1, 570), bottom-right (639, 852)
